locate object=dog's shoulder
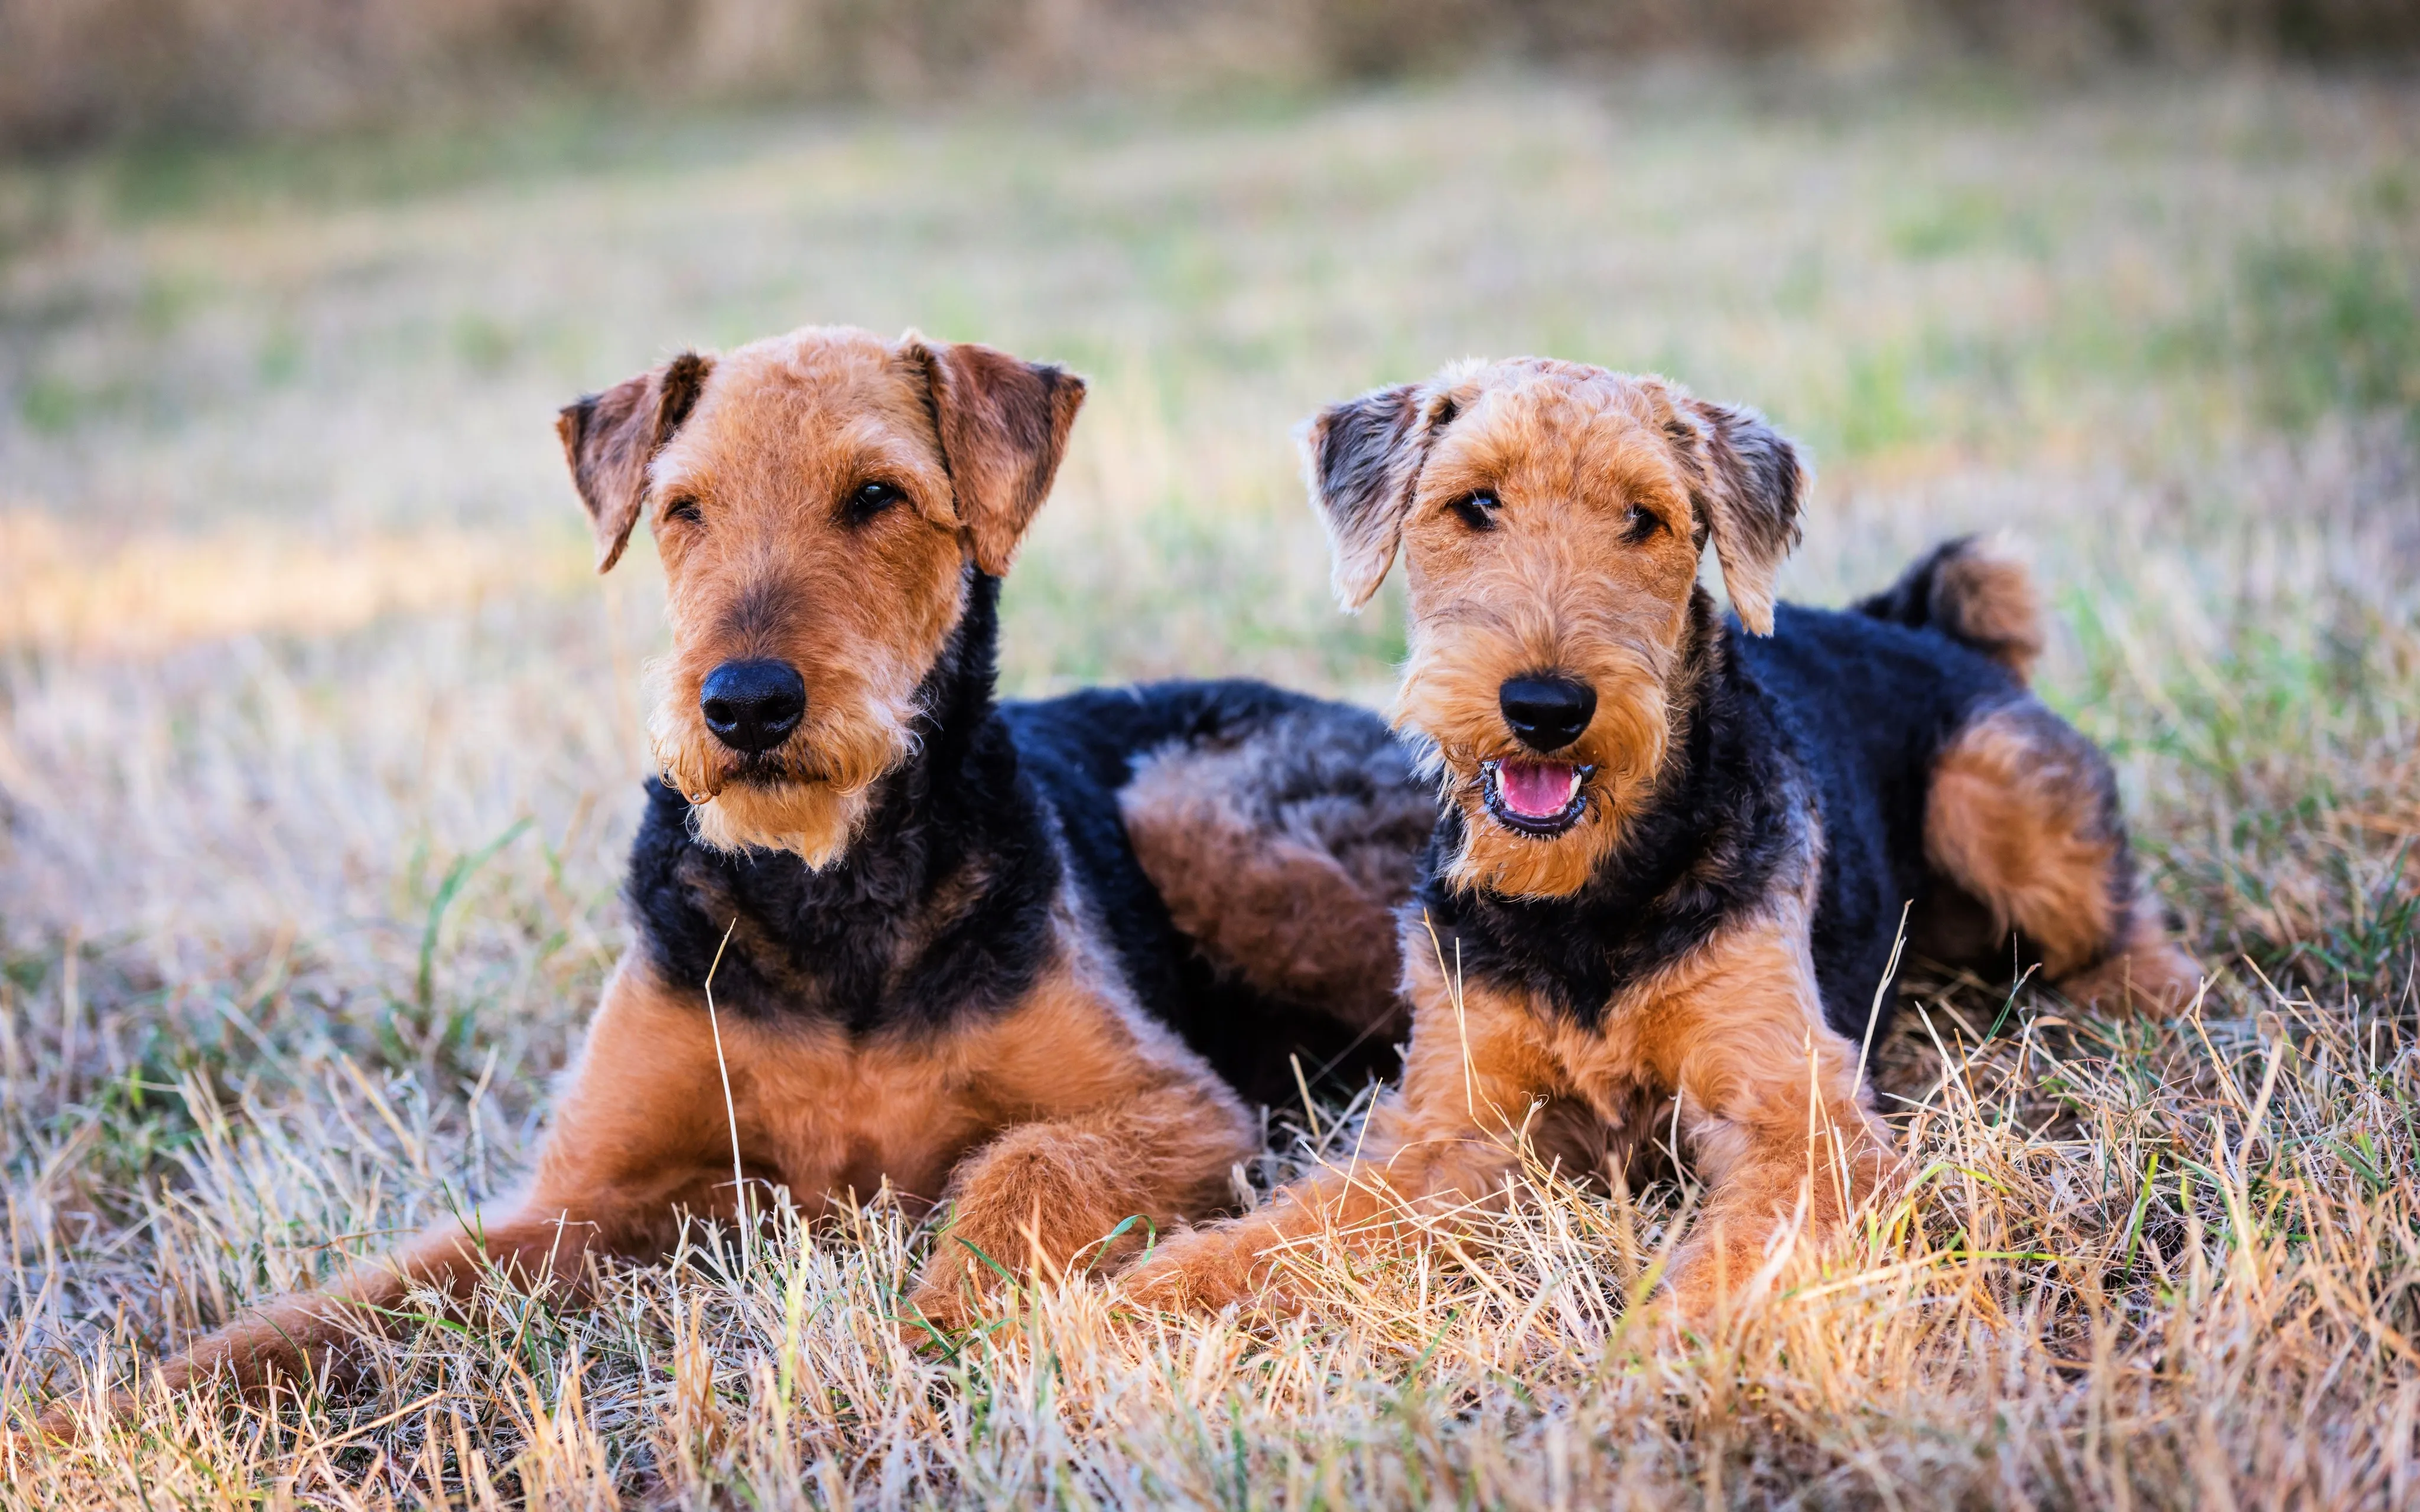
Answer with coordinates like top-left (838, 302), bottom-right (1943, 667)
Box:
top-left (1734, 600), bottom-right (2025, 870)
top-left (1746, 602), bottom-right (2023, 745)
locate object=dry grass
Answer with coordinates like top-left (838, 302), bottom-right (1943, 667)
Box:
top-left (2, 69), bottom-right (2418, 1507)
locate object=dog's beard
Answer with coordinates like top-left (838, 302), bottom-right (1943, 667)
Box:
top-left (1397, 637), bottom-right (1672, 901)
top-left (648, 659), bottom-right (923, 869)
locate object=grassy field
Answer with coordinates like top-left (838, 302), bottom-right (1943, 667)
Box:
top-left (2, 67), bottom-right (2418, 1507)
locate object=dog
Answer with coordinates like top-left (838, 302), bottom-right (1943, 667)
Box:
top-left (34, 325), bottom-right (1432, 1436)
top-left (1120, 356), bottom-right (2202, 1320)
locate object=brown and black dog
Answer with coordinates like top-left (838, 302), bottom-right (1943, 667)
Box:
top-left (36, 325), bottom-right (1431, 1436)
top-left (1122, 357), bottom-right (2201, 1321)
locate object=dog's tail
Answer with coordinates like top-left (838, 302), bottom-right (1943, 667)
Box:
top-left (1853, 534), bottom-right (2044, 686)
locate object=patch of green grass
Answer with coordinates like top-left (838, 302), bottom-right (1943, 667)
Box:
top-left (450, 312), bottom-right (519, 376)
top-left (2237, 243), bottom-right (2420, 430)
top-left (17, 373), bottom-right (109, 434)
top-left (1886, 187), bottom-right (2048, 261)
top-left (1829, 344), bottom-right (1929, 458)
top-left (91, 97), bottom-right (724, 223)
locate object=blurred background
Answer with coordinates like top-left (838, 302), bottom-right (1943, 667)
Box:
top-left (5, 0), bottom-right (2418, 150)
top-left (0, 0), bottom-right (2414, 1135)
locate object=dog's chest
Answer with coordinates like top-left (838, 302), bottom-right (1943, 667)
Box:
top-left (1531, 993), bottom-right (1668, 1106)
top-left (737, 1029), bottom-right (993, 1206)
top-left (659, 838), bottom-right (1056, 1034)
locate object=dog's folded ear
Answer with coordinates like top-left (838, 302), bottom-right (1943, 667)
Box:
top-left (1685, 399), bottom-right (1806, 636)
top-left (903, 334), bottom-right (1088, 578)
top-left (1302, 381), bottom-right (1462, 611)
top-left (556, 352), bottom-right (714, 573)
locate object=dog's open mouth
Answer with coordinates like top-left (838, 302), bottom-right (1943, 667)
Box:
top-left (1480, 759), bottom-right (1591, 837)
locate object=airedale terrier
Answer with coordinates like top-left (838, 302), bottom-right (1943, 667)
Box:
top-left (39, 325), bottom-right (1430, 1434)
top-left (1121, 357), bottom-right (2201, 1320)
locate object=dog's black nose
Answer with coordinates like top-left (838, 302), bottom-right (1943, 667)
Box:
top-left (700, 660), bottom-right (806, 754)
top-left (1499, 675), bottom-right (1596, 753)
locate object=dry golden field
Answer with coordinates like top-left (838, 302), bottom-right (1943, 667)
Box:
top-left (2, 69), bottom-right (2418, 1507)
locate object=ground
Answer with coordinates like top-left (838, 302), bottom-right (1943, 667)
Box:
top-left (1, 67), bottom-right (2416, 1508)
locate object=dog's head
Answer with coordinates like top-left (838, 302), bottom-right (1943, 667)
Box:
top-left (1303, 357), bottom-right (1803, 898)
top-left (560, 325), bottom-right (1084, 864)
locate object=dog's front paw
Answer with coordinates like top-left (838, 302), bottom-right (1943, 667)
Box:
top-left (1117, 1223), bottom-right (1286, 1315)
top-left (26, 1385), bottom-right (144, 1448)
top-left (1612, 1285), bottom-right (1700, 1350)
top-left (902, 1261), bottom-right (1006, 1342)
top-left (2061, 941), bottom-right (2204, 1015)
top-left (901, 1221), bottom-right (1027, 1341)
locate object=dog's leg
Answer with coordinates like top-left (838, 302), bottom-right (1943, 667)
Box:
top-left (1121, 737), bottom-right (1422, 1037)
top-left (37, 960), bottom-right (758, 1439)
top-left (901, 947), bottom-right (1299, 1328)
top-left (907, 1073), bottom-right (1255, 1329)
top-left (1117, 964), bottom-right (1565, 1314)
top-left (54, 1210), bottom-right (635, 1434)
top-left (1649, 917), bottom-right (1895, 1321)
top-left (1926, 699), bottom-right (2201, 1012)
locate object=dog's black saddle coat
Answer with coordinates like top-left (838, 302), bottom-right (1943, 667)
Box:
top-left (623, 574), bottom-right (1423, 1104)
top-left (1418, 591), bottom-right (2026, 1044)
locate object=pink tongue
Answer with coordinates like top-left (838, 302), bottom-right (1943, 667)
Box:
top-left (1498, 760), bottom-right (1576, 817)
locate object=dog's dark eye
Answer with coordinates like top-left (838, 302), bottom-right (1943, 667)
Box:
top-left (663, 495), bottom-right (703, 525)
top-left (1624, 503), bottom-right (1664, 541)
top-left (1447, 492), bottom-right (1500, 532)
top-left (847, 480), bottom-right (903, 523)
